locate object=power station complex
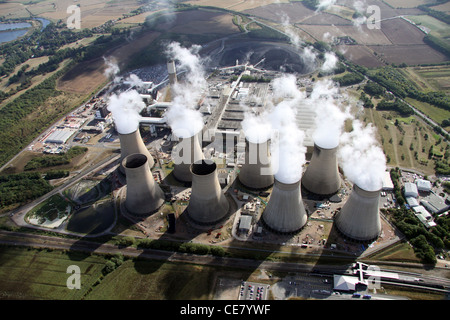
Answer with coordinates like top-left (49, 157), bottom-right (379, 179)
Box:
top-left (113, 61), bottom-right (384, 244)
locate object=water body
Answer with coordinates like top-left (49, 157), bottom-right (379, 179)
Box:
top-left (0, 18), bottom-right (50, 44)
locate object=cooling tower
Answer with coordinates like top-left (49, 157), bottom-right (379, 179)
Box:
top-left (172, 132), bottom-right (204, 182)
top-left (334, 184), bottom-right (381, 242)
top-left (122, 153), bottom-right (165, 215)
top-left (167, 60), bottom-right (177, 85)
top-left (118, 129), bottom-right (155, 175)
top-left (262, 179), bottom-right (308, 234)
top-left (238, 139), bottom-right (274, 190)
top-left (186, 160), bottom-right (229, 225)
top-left (302, 143), bottom-right (341, 196)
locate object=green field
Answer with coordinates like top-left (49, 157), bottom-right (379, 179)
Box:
top-left (406, 14), bottom-right (450, 39)
top-left (0, 246), bottom-right (106, 299)
top-left (86, 259), bottom-right (216, 300)
top-left (405, 97), bottom-right (450, 128)
top-left (0, 246), bottom-right (226, 300)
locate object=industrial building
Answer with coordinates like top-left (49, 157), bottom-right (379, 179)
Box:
top-left (404, 182), bottom-right (419, 198)
top-left (412, 206), bottom-right (437, 228)
top-left (45, 128), bottom-right (76, 144)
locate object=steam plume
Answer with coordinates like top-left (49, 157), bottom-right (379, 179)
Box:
top-left (309, 79), bottom-right (352, 149)
top-left (338, 119), bottom-right (386, 191)
top-left (321, 52), bottom-right (338, 73)
top-left (164, 42), bottom-right (205, 138)
top-left (269, 75), bottom-right (307, 184)
top-left (107, 90), bottom-right (146, 135)
top-left (103, 57), bottom-right (120, 79)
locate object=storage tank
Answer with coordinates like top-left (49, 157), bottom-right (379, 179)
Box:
top-left (334, 184), bottom-right (381, 242)
top-left (262, 179), bottom-right (308, 234)
top-left (238, 138), bottom-right (274, 190)
top-left (302, 143), bottom-right (341, 196)
top-left (172, 132), bottom-right (204, 182)
top-left (118, 129), bottom-right (155, 175)
top-left (186, 159), bottom-right (229, 225)
top-left (122, 153), bottom-right (165, 216)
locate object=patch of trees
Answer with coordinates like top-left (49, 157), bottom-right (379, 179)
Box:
top-left (231, 75), bottom-right (271, 83)
top-left (386, 207), bottom-right (446, 264)
top-left (302, 0), bottom-right (319, 10)
top-left (332, 72), bottom-right (364, 86)
top-left (0, 172), bottom-right (53, 208)
top-left (44, 170), bottom-right (69, 180)
top-left (434, 160), bottom-right (450, 175)
top-left (0, 22), bottom-right (93, 77)
top-left (377, 99), bottom-right (414, 116)
top-left (359, 91), bottom-right (374, 108)
top-left (108, 236), bottom-right (229, 258)
top-left (369, 67), bottom-right (450, 111)
top-left (418, 5), bottom-right (450, 25)
top-left (390, 168), bottom-right (405, 207)
top-left (424, 34), bottom-right (450, 58)
top-left (363, 81), bottom-right (385, 97)
top-left (24, 146), bottom-right (88, 171)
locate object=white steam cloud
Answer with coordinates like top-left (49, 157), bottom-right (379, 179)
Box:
top-left (338, 120), bottom-right (386, 192)
top-left (164, 42), bottom-right (206, 138)
top-left (107, 90), bottom-right (146, 135)
top-left (321, 52), bottom-right (338, 73)
top-left (316, 0), bottom-right (337, 11)
top-left (241, 110), bottom-right (272, 144)
top-left (269, 75), bottom-right (307, 184)
top-left (103, 57), bottom-right (120, 79)
top-left (310, 80), bottom-right (352, 149)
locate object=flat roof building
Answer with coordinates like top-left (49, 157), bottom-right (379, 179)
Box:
top-left (416, 179), bottom-right (432, 192)
top-left (382, 171), bottom-right (394, 191)
top-left (404, 182), bottom-right (418, 198)
top-left (45, 129), bottom-right (76, 144)
top-left (412, 205), bottom-right (436, 228)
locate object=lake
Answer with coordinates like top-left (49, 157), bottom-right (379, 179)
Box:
top-left (0, 18), bottom-right (51, 44)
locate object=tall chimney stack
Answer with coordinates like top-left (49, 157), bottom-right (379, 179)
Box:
top-left (167, 60), bottom-right (177, 85)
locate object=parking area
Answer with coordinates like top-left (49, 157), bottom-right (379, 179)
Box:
top-left (271, 275), bottom-right (335, 300)
top-left (239, 281), bottom-right (270, 301)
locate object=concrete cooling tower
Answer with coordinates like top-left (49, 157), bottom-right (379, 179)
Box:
top-left (186, 160), bottom-right (229, 225)
top-left (262, 179), bottom-right (308, 234)
top-left (302, 143), bottom-right (341, 196)
top-left (238, 139), bottom-right (274, 190)
top-left (118, 129), bottom-right (155, 175)
top-left (334, 184), bottom-right (381, 242)
top-left (172, 132), bottom-right (204, 183)
top-left (122, 153), bottom-right (165, 216)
